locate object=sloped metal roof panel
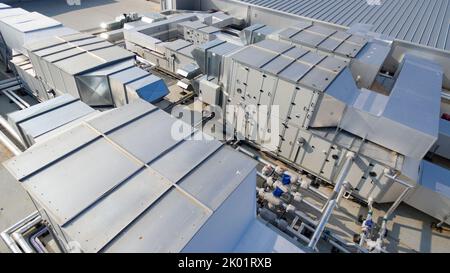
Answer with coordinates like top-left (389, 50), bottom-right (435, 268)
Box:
top-left (3, 99), bottom-right (258, 253)
top-left (52, 47), bottom-right (134, 75)
top-left (240, 0), bottom-right (450, 51)
top-left (177, 146), bottom-right (258, 210)
top-left (62, 167), bottom-right (173, 252)
top-left (0, 11), bottom-right (61, 33)
top-left (102, 187), bottom-right (212, 253)
top-left (0, 8), bottom-right (28, 19)
top-left (23, 136), bottom-right (144, 224)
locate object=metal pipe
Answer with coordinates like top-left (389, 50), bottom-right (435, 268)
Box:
top-left (236, 146), bottom-right (273, 166)
top-left (29, 226), bottom-right (49, 253)
top-left (307, 186), bottom-right (330, 201)
top-left (11, 216), bottom-right (42, 253)
top-left (329, 240), bottom-right (351, 253)
top-left (307, 152), bottom-right (355, 250)
top-left (6, 89), bottom-right (30, 108)
top-left (244, 147), bottom-right (328, 210)
top-left (385, 186), bottom-right (412, 220)
top-left (436, 214), bottom-right (450, 228)
top-left (257, 171), bottom-right (267, 179)
top-left (377, 174), bottom-right (415, 245)
top-left (0, 78), bottom-right (20, 90)
top-left (0, 77), bottom-right (19, 84)
top-left (0, 129), bottom-right (21, 155)
top-left (382, 174), bottom-right (415, 220)
top-left (244, 145), bottom-right (361, 252)
top-left (0, 116), bottom-right (25, 148)
top-left (301, 199), bottom-right (323, 214)
top-left (136, 55), bottom-right (155, 67)
top-left (0, 232), bottom-right (22, 253)
top-left (1, 211), bottom-right (39, 234)
top-left (330, 152), bottom-right (355, 200)
top-left (241, 144), bottom-right (327, 212)
top-left (0, 211), bottom-right (39, 253)
top-left (2, 90), bottom-right (26, 110)
top-left (384, 173), bottom-right (414, 188)
top-left (257, 176), bottom-right (325, 214)
top-left (293, 207), bottom-right (369, 253)
top-left (344, 242), bottom-right (369, 253)
top-left (307, 199), bottom-right (337, 250)
top-left (287, 226), bottom-right (311, 244)
top-left (336, 181), bottom-right (350, 207)
top-left (378, 186), bottom-right (413, 240)
top-left (294, 210), bottom-right (318, 228)
top-left (358, 197), bottom-right (374, 250)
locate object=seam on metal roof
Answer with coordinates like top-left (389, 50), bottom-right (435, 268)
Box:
top-left (240, 0), bottom-right (450, 51)
top-left (6, 104), bottom-right (237, 228)
top-left (181, 167), bottom-right (257, 252)
top-left (81, 121), bottom-right (215, 214)
top-left (231, 40), bottom-right (348, 91)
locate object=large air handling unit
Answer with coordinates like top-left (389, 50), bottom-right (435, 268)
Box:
top-left (0, 0), bottom-right (449, 253)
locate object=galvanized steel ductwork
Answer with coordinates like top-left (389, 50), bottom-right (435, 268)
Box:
top-left (0, 4), bottom-right (169, 107)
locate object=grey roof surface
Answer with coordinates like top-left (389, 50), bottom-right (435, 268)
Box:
top-left (240, 0), bottom-right (450, 51)
top-left (3, 99), bottom-right (257, 253)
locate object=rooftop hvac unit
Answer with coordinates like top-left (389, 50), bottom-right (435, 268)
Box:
top-left (0, 10), bottom-right (76, 56)
top-left (4, 99), bottom-right (304, 253)
top-left (7, 94), bottom-right (96, 148)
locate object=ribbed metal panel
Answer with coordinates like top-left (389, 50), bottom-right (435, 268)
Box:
top-left (240, 0), bottom-right (450, 51)
top-left (4, 99), bottom-right (258, 253)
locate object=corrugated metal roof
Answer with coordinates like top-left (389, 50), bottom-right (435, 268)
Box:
top-left (240, 0), bottom-right (450, 51)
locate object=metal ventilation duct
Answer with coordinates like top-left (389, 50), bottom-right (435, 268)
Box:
top-left (341, 54), bottom-right (443, 159)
